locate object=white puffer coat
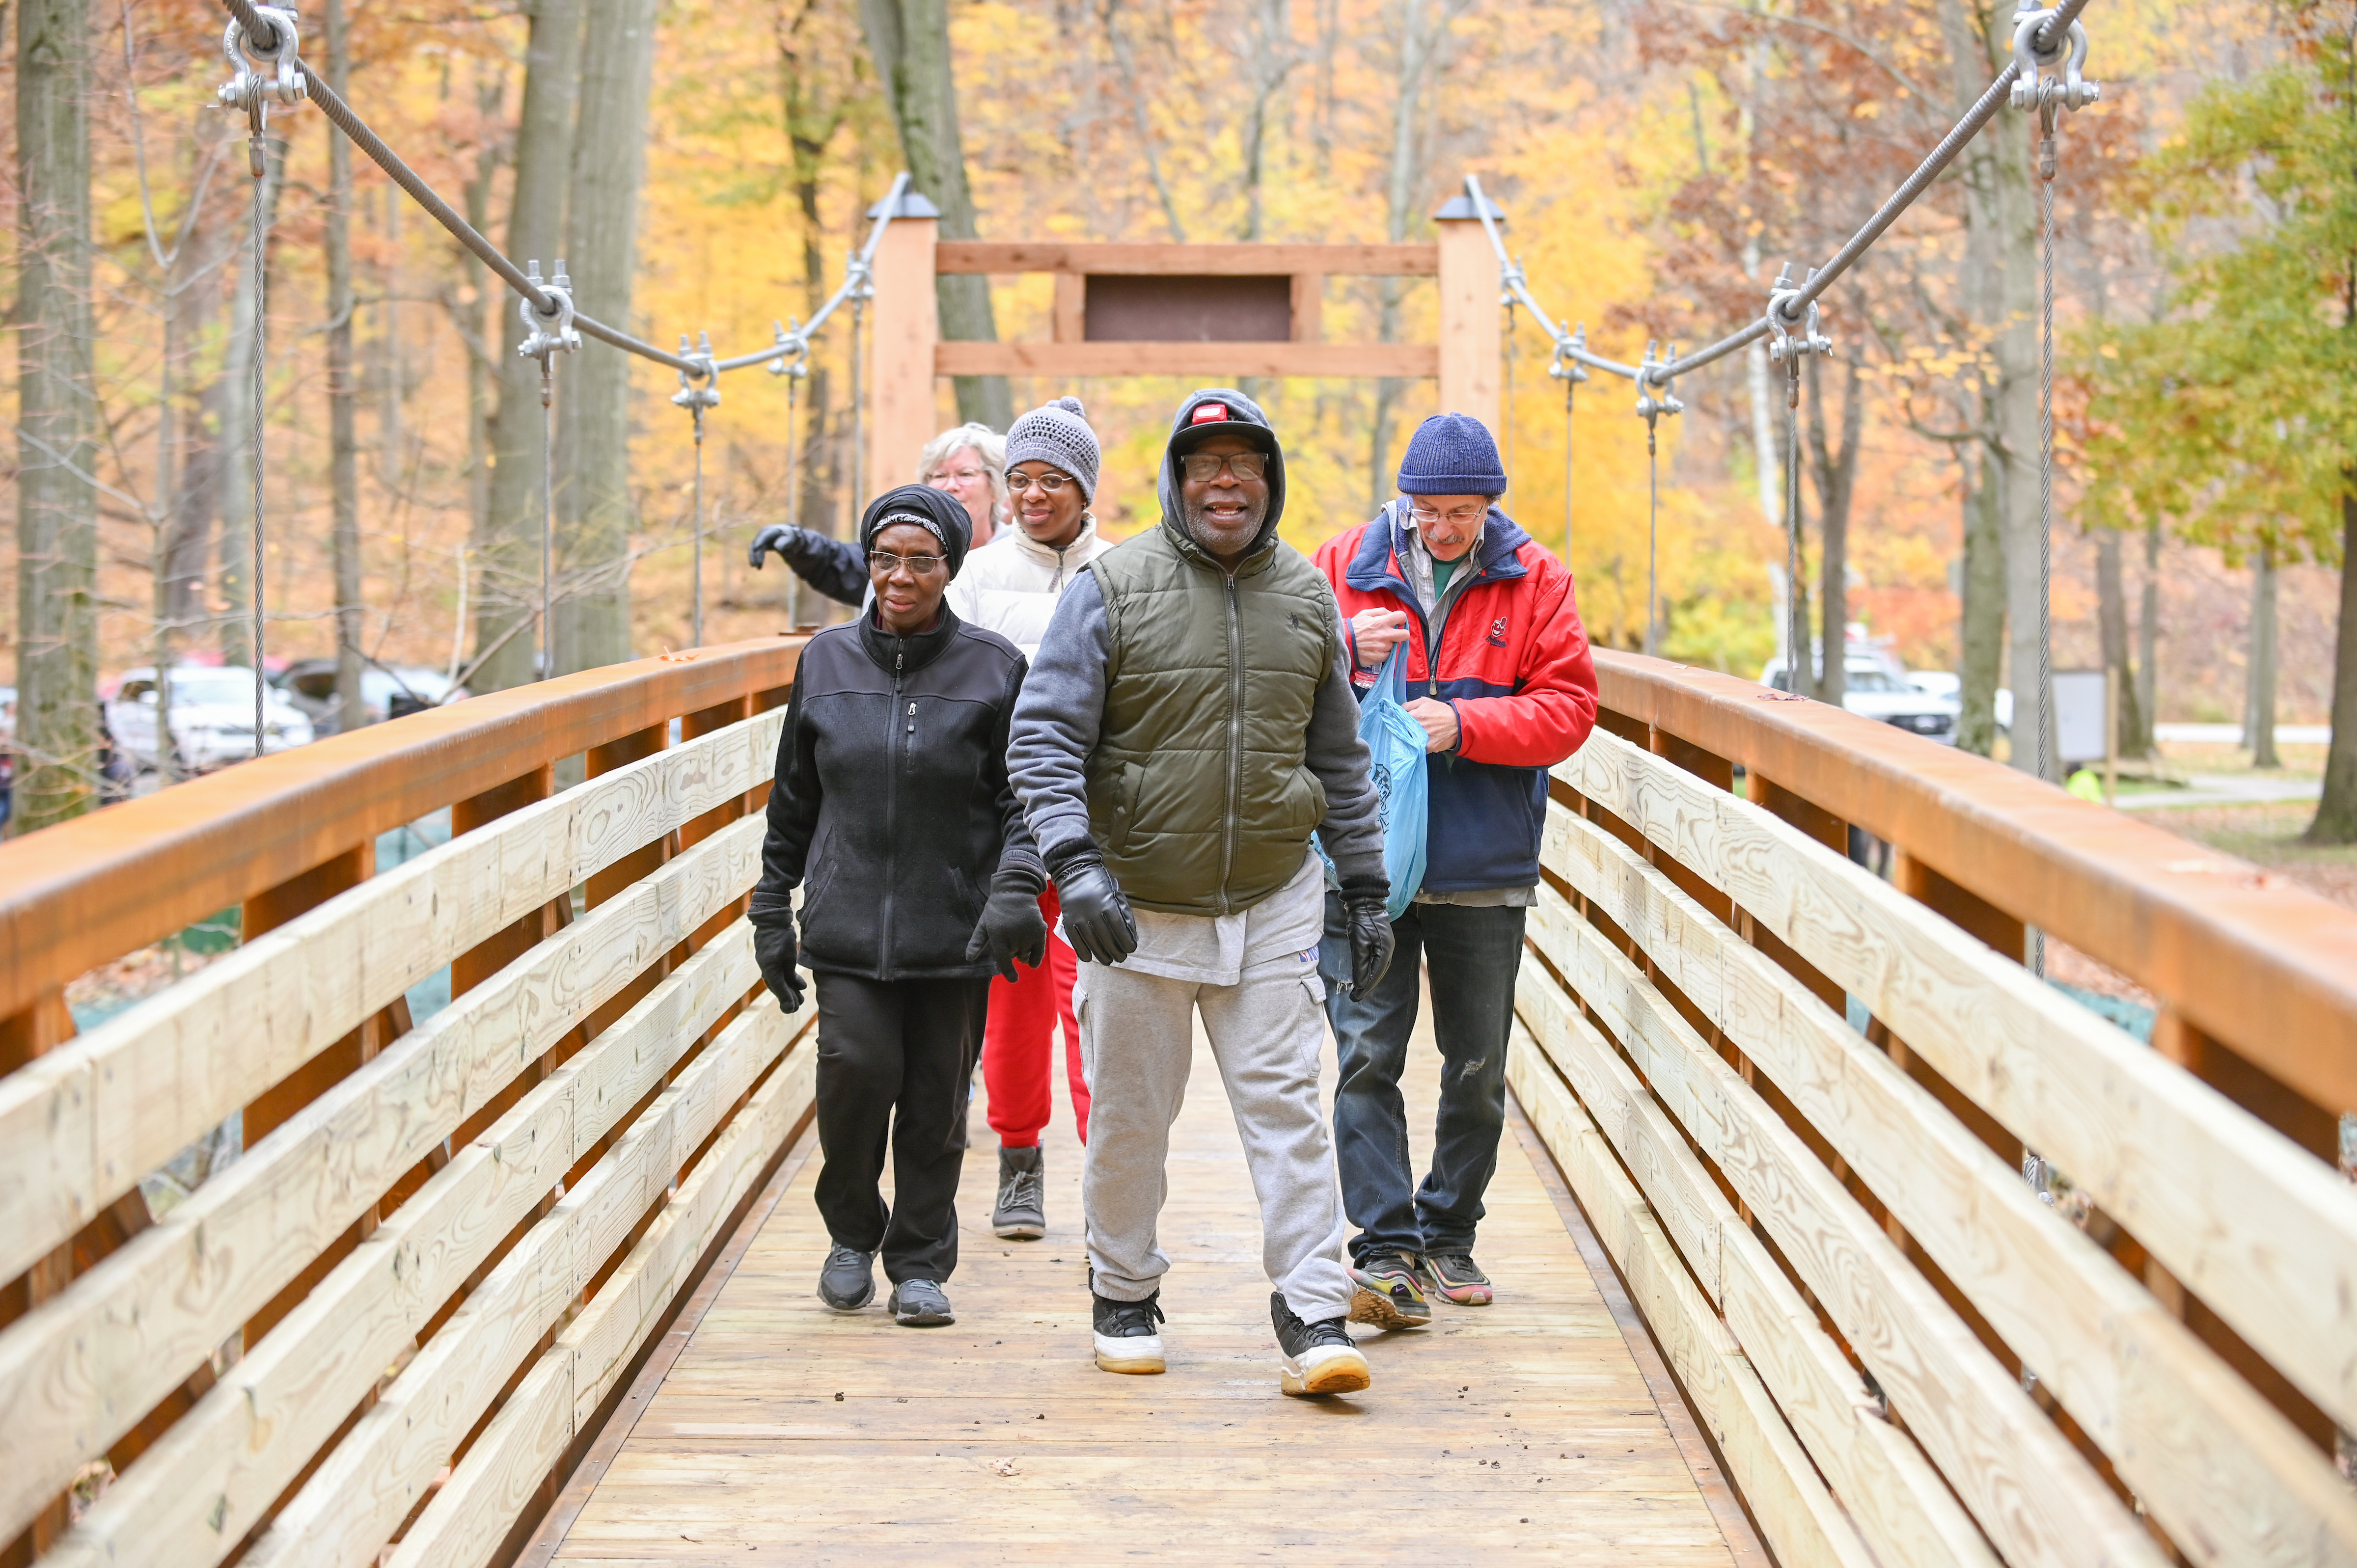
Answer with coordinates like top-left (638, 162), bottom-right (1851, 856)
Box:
top-left (947, 517), bottom-right (1116, 659)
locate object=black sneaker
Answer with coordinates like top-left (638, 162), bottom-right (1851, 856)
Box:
top-left (1092, 1290), bottom-right (1166, 1375)
top-left (817, 1244), bottom-right (875, 1311)
top-left (1418, 1250), bottom-right (1494, 1306)
top-left (889, 1278), bottom-right (955, 1326)
top-left (1270, 1291), bottom-right (1371, 1397)
top-left (1346, 1250), bottom-right (1431, 1329)
top-left (993, 1145), bottom-right (1046, 1240)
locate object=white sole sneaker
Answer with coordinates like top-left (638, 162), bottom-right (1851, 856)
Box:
top-left (1280, 1341), bottom-right (1371, 1397)
top-left (1094, 1332), bottom-right (1167, 1375)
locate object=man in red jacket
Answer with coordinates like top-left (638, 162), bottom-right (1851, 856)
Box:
top-left (1311, 412), bottom-right (1598, 1328)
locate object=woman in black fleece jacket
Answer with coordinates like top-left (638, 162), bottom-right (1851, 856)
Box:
top-left (750, 485), bottom-right (1048, 1327)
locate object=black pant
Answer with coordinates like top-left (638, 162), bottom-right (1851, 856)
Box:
top-left (812, 972), bottom-right (990, 1284)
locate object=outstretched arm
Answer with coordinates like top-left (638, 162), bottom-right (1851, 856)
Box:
top-left (749, 525), bottom-right (869, 607)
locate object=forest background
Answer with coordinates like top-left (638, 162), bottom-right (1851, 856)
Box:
top-left (2, 0), bottom-right (2352, 834)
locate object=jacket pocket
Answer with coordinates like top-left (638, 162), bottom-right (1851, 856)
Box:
top-left (1109, 759), bottom-right (1146, 855)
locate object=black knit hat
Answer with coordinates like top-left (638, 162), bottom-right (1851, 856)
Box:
top-left (858, 483), bottom-right (975, 578)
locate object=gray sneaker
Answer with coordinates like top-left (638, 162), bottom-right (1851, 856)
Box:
top-left (993, 1145), bottom-right (1046, 1239)
top-left (817, 1244), bottom-right (875, 1311)
top-left (890, 1278), bottom-right (956, 1326)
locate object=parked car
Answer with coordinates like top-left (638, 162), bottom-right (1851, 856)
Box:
top-left (108, 665), bottom-right (315, 773)
top-left (272, 660), bottom-right (467, 733)
top-left (1758, 654), bottom-right (1962, 744)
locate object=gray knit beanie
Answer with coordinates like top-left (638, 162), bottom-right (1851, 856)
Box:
top-left (1004, 396), bottom-right (1101, 501)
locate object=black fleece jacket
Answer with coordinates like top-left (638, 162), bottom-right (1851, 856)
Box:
top-left (751, 605), bottom-right (1045, 981)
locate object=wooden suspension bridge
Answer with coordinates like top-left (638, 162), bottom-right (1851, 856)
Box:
top-left (2, 227), bottom-right (2356, 1568)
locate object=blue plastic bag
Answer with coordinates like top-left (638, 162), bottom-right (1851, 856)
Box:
top-left (1355, 644), bottom-right (1430, 919)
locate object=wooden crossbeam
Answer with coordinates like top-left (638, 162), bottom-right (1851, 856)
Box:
top-left (933, 341), bottom-right (1439, 379)
top-left (933, 241), bottom-right (1436, 275)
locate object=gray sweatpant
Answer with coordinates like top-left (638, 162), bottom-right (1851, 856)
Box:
top-left (1076, 952), bottom-right (1355, 1324)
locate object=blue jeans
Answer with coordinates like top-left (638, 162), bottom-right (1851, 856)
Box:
top-left (1318, 892), bottom-right (1526, 1264)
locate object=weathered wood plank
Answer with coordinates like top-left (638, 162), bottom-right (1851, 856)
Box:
top-left (1547, 801), bottom-right (2357, 1567)
top-left (1520, 892), bottom-right (2163, 1568)
top-left (0, 709), bottom-right (785, 1291)
top-left (1560, 727), bottom-right (2357, 1440)
top-left (0, 814), bottom-right (767, 1546)
top-left (44, 916), bottom-right (800, 1568)
top-left (932, 241), bottom-right (1438, 275)
top-left (1518, 981), bottom-right (1999, 1566)
top-left (1506, 1033), bottom-right (1878, 1568)
top-left (242, 1003), bottom-right (810, 1568)
top-left (389, 1034), bottom-right (816, 1568)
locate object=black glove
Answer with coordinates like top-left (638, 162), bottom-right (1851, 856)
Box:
top-left (1048, 847), bottom-right (1139, 967)
top-left (1339, 883), bottom-right (1397, 1000)
top-left (747, 524), bottom-right (800, 569)
top-left (964, 872), bottom-right (1050, 981)
top-left (752, 918), bottom-right (805, 1013)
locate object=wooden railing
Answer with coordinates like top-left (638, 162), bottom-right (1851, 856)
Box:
top-left (1509, 650), bottom-right (2357, 1568)
top-left (0, 638), bottom-right (812, 1568)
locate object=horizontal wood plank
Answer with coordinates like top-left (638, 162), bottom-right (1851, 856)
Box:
top-left (933, 342), bottom-right (1439, 379)
top-left (1518, 888), bottom-right (2163, 1568)
top-left (46, 917), bottom-right (800, 1568)
top-left (243, 1004), bottom-right (811, 1568)
top-left (0, 708), bottom-right (785, 1290)
top-left (1559, 727), bottom-right (2357, 1439)
top-left (1545, 800), bottom-right (2357, 1567)
top-left (933, 241), bottom-right (1437, 275)
top-left (0, 814), bottom-right (767, 1545)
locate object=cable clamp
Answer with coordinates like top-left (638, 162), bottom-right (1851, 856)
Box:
top-left (518, 260), bottom-right (582, 361)
top-left (217, 8), bottom-right (307, 112)
top-left (2008, 8), bottom-right (2100, 113)
top-left (767, 319), bottom-right (811, 379)
top-left (1635, 341), bottom-right (1684, 425)
top-left (1549, 323), bottom-right (1592, 385)
top-left (673, 332), bottom-right (721, 427)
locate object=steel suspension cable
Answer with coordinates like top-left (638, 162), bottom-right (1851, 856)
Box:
top-left (249, 131), bottom-right (268, 759)
top-left (541, 359), bottom-right (556, 677)
top-left (1787, 369), bottom-right (1805, 687)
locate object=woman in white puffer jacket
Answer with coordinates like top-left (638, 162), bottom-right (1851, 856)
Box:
top-left (949, 396), bottom-right (1115, 1243)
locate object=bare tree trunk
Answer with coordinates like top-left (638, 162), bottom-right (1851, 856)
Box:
top-left (2094, 527), bottom-right (2146, 757)
top-left (2138, 518), bottom-right (2161, 738)
top-left (1957, 446), bottom-right (2005, 756)
top-left (555, 0), bottom-right (661, 675)
top-left (376, 188), bottom-right (407, 489)
top-left (1806, 350), bottom-right (1862, 707)
top-left (327, 0), bottom-right (365, 732)
top-left (861, 0), bottom-right (1011, 429)
top-left (476, 0), bottom-right (582, 690)
top-left (13, 0), bottom-right (98, 832)
top-left (1102, 0), bottom-right (1185, 243)
top-left (2247, 541), bottom-right (2280, 768)
top-left (1235, 0), bottom-right (1296, 242)
top-left (1369, 0), bottom-right (1440, 516)
top-left (160, 117), bottom-right (231, 663)
top-left (463, 69), bottom-right (502, 562)
top-left (217, 139), bottom-right (283, 669)
top-left (2307, 487), bottom-right (2357, 843)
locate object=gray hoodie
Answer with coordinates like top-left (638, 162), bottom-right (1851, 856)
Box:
top-left (1006, 387), bottom-right (1386, 900)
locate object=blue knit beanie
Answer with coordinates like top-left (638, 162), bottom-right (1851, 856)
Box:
top-left (1397, 412), bottom-right (1507, 497)
top-left (1005, 396), bottom-right (1101, 501)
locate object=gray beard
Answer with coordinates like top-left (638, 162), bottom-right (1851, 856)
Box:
top-left (1181, 497), bottom-right (1266, 548)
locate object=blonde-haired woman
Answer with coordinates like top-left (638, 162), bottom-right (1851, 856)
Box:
top-left (751, 424), bottom-right (1005, 605)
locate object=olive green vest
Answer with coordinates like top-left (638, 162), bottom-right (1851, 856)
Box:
top-left (1085, 521), bottom-right (1340, 916)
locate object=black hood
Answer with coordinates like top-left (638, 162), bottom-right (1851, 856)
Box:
top-left (1157, 388), bottom-right (1287, 559)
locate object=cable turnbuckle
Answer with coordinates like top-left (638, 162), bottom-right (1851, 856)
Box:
top-left (518, 260), bottom-right (583, 363)
top-left (217, 8), bottom-right (307, 113)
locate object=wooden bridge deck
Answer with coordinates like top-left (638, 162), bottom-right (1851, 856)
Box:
top-left (522, 993), bottom-right (1764, 1565)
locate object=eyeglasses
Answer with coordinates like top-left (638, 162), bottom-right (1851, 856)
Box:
top-left (1007, 470), bottom-right (1072, 493)
top-left (1178, 451), bottom-right (1268, 484)
top-left (868, 550), bottom-right (947, 577)
top-left (1409, 501), bottom-right (1487, 528)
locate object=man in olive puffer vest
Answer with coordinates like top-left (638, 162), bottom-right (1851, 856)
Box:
top-left (1008, 388), bottom-right (1399, 1398)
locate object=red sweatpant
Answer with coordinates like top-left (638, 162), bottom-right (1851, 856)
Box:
top-left (983, 887), bottom-right (1088, 1148)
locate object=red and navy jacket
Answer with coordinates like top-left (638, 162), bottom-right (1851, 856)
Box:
top-left (1313, 502), bottom-right (1598, 895)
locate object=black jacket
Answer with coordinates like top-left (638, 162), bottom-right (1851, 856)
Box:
top-left (751, 605), bottom-right (1044, 981)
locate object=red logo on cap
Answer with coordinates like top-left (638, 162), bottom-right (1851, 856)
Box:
top-left (1191, 403), bottom-right (1230, 424)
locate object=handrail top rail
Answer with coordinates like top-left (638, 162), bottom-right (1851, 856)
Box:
top-left (0, 637), bottom-right (802, 1021)
top-left (1590, 650), bottom-right (2357, 1109)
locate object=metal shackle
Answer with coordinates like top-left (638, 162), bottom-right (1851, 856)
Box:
top-left (217, 7), bottom-right (308, 110)
top-left (518, 260), bottom-right (582, 361)
top-left (2009, 9), bottom-right (2100, 112)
